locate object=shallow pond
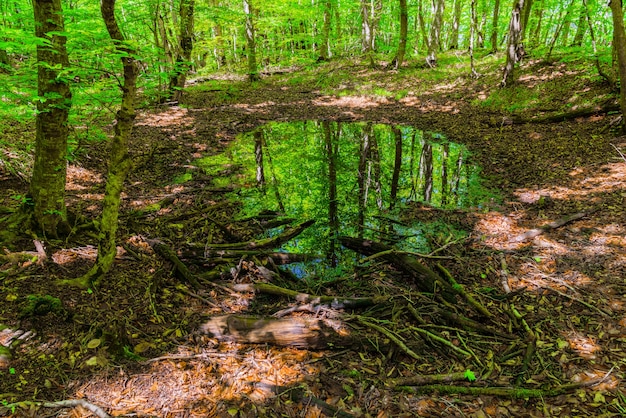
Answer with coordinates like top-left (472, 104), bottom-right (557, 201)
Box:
top-left (191, 121), bottom-right (496, 277)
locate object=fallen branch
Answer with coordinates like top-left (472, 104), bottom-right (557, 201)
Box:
top-left (149, 239), bottom-right (200, 289)
top-left (339, 236), bottom-right (456, 302)
top-left (512, 210), bottom-right (595, 242)
top-left (190, 219), bottom-right (315, 251)
top-left (389, 371), bottom-right (476, 388)
top-left (231, 282), bottom-right (384, 309)
top-left (397, 372), bottom-right (611, 397)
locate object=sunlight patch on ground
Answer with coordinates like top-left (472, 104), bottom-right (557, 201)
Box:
top-left (312, 95), bottom-right (387, 109)
top-left (515, 162), bottom-right (626, 202)
top-left (72, 345), bottom-right (322, 417)
top-left (136, 107), bottom-right (193, 128)
top-left (570, 368), bottom-right (620, 391)
top-left (66, 165), bottom-right (102, 191)
top-left (565, 332), bottom-right (601, 360)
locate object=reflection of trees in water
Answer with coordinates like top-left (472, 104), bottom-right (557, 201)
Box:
top-left (233, 121), bottom-right (489, 272)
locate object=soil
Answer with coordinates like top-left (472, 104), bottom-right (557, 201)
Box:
top-left (0, 58), bottom-right (625, 417)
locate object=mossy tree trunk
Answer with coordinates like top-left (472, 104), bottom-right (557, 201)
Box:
top-left (391, 0), bottom-right (408, 69)
top-left (169, 0), bottom-right (195, 103)
top-left (67, 0), bottom-right (138, 287)
top-left (243, 0), bottom-right (260, 81)
top-left (609, 0), bottom-right (626, 132)
top-left (30, 0), bottom-right (72, 238)
top-left (319, 0), bottom-right (332, 61)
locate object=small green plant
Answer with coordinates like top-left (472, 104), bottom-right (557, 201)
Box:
top-left (19, 294), bottom-right (64, 318)
top-left (10, 194), bottom-right (32, 206)
top-left (464, 369), bottom-right (476, 382)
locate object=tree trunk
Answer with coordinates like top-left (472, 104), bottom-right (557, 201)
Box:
top-left (571, 4), bottom-right (587, 46)
top-left (426, 0), bottom-right (445, 67)
top-left (609, 0), bottom-right (626, 132)
top-left (500, 0), bottom-right (525, 87)
top-left (469, 0), bottom-right (479, 77)
top-left (169, 0), bottom-right (195, 103)
top-left (243, 0), bottom-right (259, 81)
top-left (67, 0), bottom-right (139, 287)
top-left (361, 0), bottom-right (377, 66)
top-left (324, 122), bottom-right (339, 267)
top-left (391, 0), bottom-right (408, 69)
top-left (449, 0), bottom-right (462, 50)
top-left (30, 0), bottom-right (72, 238)
top-left (490, 0), bottom-right (501, 52)
top-left (319, 0), bottom-right (332, 61)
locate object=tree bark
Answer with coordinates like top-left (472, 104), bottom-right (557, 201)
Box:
top-left (30, 0), bottom-right (72, 237)
top-left (65, 0), bottom-right (139, 287)
top-left (243, 0), bottom-right (260, 81)
top-left (169, 0), bottom-right (195, 103)
top-left (319, 0), bottom-right (332, 61)
top-left (391, 0), bottom-right (408, 69)
top-left (426, 0), bottom-right (445, 67)
top-left (490, 0), bottom-right (501, 52)
top-left (609, 0), bottom-right (626, 131)
top-left (500, 0), bottom-right (525, 87)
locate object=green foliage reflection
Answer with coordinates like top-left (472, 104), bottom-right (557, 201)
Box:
top-left (199, 121), bottom-right (495, 277)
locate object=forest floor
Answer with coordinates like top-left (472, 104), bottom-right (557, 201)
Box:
top-left (1, 52), bottom-right (626, 417)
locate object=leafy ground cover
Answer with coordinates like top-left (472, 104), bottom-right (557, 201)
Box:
top-left (0, 51), bottom-right (625, 417)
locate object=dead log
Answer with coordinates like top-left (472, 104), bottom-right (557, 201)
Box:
top-left (200, 315), bottom-right (352, 349)
top-left (338, 236), bottom-right (456, 302)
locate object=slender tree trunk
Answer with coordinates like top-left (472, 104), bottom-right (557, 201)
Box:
top-left (30, 0), bottom-right (72, 238)
top-left (69, 0), bottom-right (139, 287)
top-left (391, 0), bottom-right (408, 69)
top-left (546, 0), bottom-right (575, 61)
top-left (469, 0), bottom-right (479, 77)
top-left (419, 142), bottom-right (433, 202)
top-left (449, 0), bottom-right (462, 50)
top-left (609, 0), bottom-right (626, 132)
top-left (254, 129), bottom-right (265, 190)
top-left (441, 143), bottom-right (449, 206)
top-left (319, 0), bottom-right (332, 61)
top-left (490, 0), bottom-right (501, 52)
top-left (324, 122), bottom-right (339, 267)
top-left (571, 5), bottom-right (587, 46)
top-left (501, 0), bottom-right (525, 87)
top-left (169, 0), bottom-right (195, 103)
top-left (416, 0), bottom-right (428, 53)
top-left (584, 0), bottom-right (613, 84)
top-left (426, 0), bottom-right (445, 67)
top-left (361, 0), bottom-right (378, 66)
top-left (389, 127), bottom-right (402, 209)
top-left (243, 0), bottom-right (259, 81)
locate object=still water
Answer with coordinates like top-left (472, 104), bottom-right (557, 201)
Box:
top-left (192, 121), bottom-right (494, 277)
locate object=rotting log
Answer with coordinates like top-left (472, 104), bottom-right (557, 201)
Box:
top-left (339, 236), bottom-right (456, 302)
top-left (200, 314), bottom-right (352, 349)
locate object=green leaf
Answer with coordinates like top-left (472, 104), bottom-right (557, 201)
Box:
top-left (464, 369), bottom-right (476, 382)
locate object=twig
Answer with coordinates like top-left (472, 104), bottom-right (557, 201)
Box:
top-left (2, 400), bottom-right (111, 418)
top-left (499, 253), bottom-right (512, 293)
top-left (611, 142), bottom-right (626, 162)
top-left (411, 326), bottom-right (472, 359)
top-left (512, 210), bottom-right (595, 242)
top-left (540, 286), bottom-right (612, 318)
top-left (357, 317), bottom-right (421, 360)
